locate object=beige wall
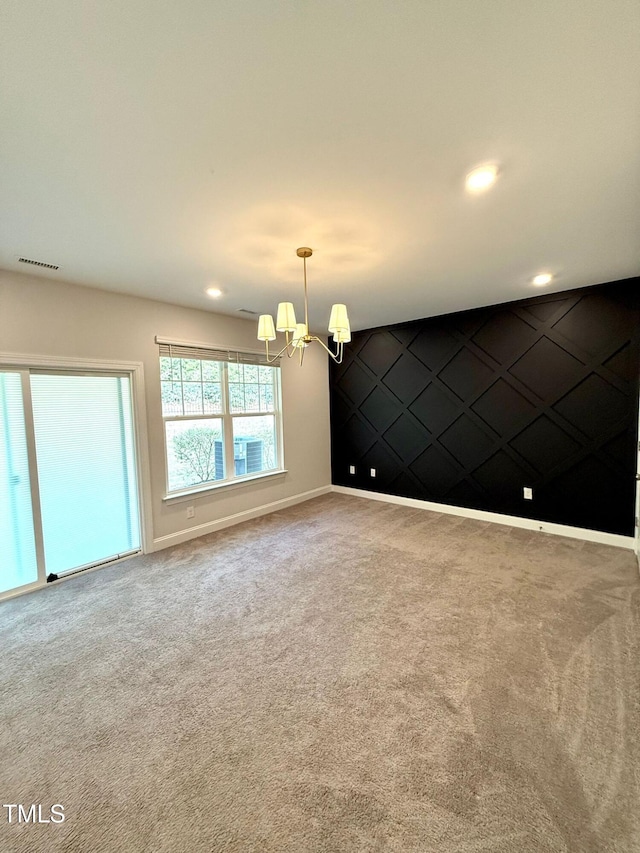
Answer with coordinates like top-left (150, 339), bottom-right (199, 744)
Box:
top-left (0, 269), bottom-right (332, 548)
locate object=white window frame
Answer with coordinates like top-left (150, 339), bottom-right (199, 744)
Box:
top-left (157, 340), bottom-right (284, 500)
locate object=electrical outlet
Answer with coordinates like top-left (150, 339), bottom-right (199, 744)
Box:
top-left (186, 506), bottom-right (195, 519)
top-left (349, 465), bottom-right (356, 475)
top-left (370, 468), bottom-right (376, 478)
top-left (523, 487), bottom-right (533, 500)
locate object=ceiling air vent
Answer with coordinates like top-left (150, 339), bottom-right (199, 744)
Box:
top-left (237, 308), bottom-right (259, 316)
top-left (18, 257), bottom-right (59, 270)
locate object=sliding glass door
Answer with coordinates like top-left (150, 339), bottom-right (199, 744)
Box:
top-left (0, 368), bottom-right (141, 597)
top-left (30, 373), bottom-right (140, 576)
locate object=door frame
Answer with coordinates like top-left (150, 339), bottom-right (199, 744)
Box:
top-left (0, 352), bottom-right (153, 599)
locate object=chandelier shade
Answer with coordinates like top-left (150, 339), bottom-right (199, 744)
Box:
top-left (257, 314), bottom-right (276, 341)
top-left (256, 248), bottom-right (350, 365)
top-left (328, 303), bottom-right (349, 334)
top-left (276, 302), bottom-right (297, 332)
top-left (333, 327), bottom-right (351, 344)
top-left (292, 323), bottom-right (309, 348)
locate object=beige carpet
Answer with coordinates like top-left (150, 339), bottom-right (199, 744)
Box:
top-left (1, 493), bottom-right (639, 852)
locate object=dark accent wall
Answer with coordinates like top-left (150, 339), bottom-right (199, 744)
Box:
top-left (330, 278), bottom-right (640, 536)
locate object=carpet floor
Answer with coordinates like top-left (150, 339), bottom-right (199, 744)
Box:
top-left (1, 493), bottom-right (639, 852)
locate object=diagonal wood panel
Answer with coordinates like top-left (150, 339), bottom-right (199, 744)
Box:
top-left (330, 278), bottom-right (640, 536)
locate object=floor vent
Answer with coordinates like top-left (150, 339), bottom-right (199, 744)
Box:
top-left (18, 257), bottom-right (59, 270)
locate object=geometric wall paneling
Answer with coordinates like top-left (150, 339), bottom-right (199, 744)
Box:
top-left (438, 414), bottom-right (497, 470)
top-left (471, 311), bottom-right (538, 364)
top-left (360, 441), bottom-right (401, 490)
top-left (443, 478), bottom-right (488, 510)
top-left (553, 374), bottom-right (629, 439)
top-left (330, 277), bottom-right (640, 535)
top-left (519, 297), bottom-right (576, 325)
top-left (389, 326), bottom-right (420, 347)
top-left (409, 383), bottom-right (461, 436)
top-left (410, 445), bottom-right (461, 496)
top-left (408, 325), bottom-right (460, 370)
top-left (438, 347), bottom-right (496, 402)
top-left (471, 379), bottom-right (538, 436)
top-left (508, 337), bottom-right (586, 401)
top-left (604, 343), bottom-right (637, 383)
top-left (359, 385), bottom-right (403, 434)
top-left (382, 351), bottom-right (432, 404)
top-left (552, 291), bottom-right (633, 358)
top-left (383, 413), bottom-right (431, 464)
top-left (450, 311), bottom-right (489, 338)
top-left (337, 359), bottom-right (376, 406)
top-left (329, 386), bottom-right (353, 427)
top-left (341, 413), bottom-right (378, 458)
top-left (536, 455), bottom-right (634, 535)
top-left (341, 331), bottom-right (368, 358)
top-left (601, 432), bottom-right (634, 468)
top-left (389, 470), bottom-right (425, 499)
top-left (472, 449), bottom-right (537, 508)
top-left (508, 416), bottom-right (582, 474)
top-left (358, 331), bottom-right (404, 375)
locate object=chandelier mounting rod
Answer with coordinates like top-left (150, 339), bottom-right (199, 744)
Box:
top-left (297, 247), bottom-right (312, 334)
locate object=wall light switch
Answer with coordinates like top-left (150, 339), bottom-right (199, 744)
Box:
top-left (370, 468), bottom-right (376, 478)
top-left (349, 465), bottom-right (356, 475)
top-left (523, 487), bottom-right (533, 500)
top-left (186, 506), bottom-right (195, 519)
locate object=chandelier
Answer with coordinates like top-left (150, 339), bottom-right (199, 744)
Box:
top-left (257, 247), bottom-right (351, 364)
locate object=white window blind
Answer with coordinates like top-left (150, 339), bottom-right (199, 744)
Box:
top-left (156, 340), bottom-right (281, 366)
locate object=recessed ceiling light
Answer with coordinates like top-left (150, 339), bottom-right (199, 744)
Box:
top-left (465, 164), bottom-right (499, 193)
top-left (532, 273), bottom-right (553, 286)
top-left (206, 287), bottom-right (223, 298)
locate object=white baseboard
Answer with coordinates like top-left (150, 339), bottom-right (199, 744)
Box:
top-left (332, 485), bottom-right (634, 550)
top-left (151, 485), bottom-right (332, 551)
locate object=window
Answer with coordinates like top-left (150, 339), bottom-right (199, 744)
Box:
top-left (159, 345), bottom-right (282, 495)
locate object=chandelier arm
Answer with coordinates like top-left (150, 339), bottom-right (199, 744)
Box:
top-left (264, 338), bottom-right (296, 363)
top-left (308, 335), bottom-right (343, 363)
top-left (281, 330), bottom-right (299, 359)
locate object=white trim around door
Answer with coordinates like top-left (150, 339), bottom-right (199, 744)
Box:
top-left (0, 352), bottom-right (153, 599)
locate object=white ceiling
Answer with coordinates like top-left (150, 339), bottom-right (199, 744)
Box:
top-left (2, 0), bottom-right (639, 332)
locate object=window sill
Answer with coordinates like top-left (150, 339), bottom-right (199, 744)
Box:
top-left (162, 469), bottom-right (288, 503)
